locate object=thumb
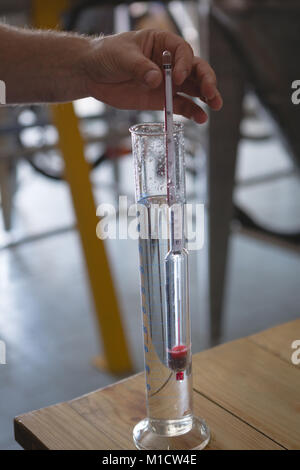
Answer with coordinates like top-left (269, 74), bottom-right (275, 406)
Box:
top-left (126, 49), bottom-right (162, 88)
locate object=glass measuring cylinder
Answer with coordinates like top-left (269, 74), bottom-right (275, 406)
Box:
top-left (130, 123), bottom-right (210, 450)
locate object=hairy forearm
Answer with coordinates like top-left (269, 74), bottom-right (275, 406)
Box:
top-left (0, 23), bottom-right (91, 104)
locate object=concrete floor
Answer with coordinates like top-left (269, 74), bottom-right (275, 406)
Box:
top-left (0, 110), bottom-right (300, 449)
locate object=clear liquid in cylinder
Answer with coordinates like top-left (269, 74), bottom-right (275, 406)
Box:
top-left (138, 195), bottom-right (193, 430)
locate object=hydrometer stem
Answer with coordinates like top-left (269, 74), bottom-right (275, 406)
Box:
top-left (163, 51), bottom-right (188, 378)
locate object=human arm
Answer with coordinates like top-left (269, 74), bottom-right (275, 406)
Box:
top-left (0, 24), bottom-right (222, 122)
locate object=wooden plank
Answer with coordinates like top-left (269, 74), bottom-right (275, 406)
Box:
top-left (15, 373), bottom-right (283, 450)
top-left (69, 374), bottom-right (282, 450)
top-left (193, 391), bottom-right (282, 450)
top-left (192, 338), bottom-right (300, 449)
top-left (15, 402), bottom-right (123, 450)
top-left (249, 319), bottom-right (300, 366)
top-left (68, 375), bottom-right (145, 450)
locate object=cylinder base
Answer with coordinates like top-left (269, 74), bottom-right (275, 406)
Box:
top-left (133, 417), bottom-right (210, 450)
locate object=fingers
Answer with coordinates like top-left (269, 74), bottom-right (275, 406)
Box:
top-left (173, 94), bottom-right (207, 124)
top-left (175, 77), bottom-right (223, 112)
top-left (207, 90), bottom-right (223, 110)
top-left (172, 41), bottom-right (194, 86)
top-left (152, 31), bottom-right (194, 86)
top-left (151, 31), bottom-right (222, 108)
top-left (131, 30), bottom-right (222, 109)
top-left (192, 58), bottom-right (223, 110)
top-left (125, 46), bottom-right (163, 88)
top-left (176, 79), bottom-right (203, 98)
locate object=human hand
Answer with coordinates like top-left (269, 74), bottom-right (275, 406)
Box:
top-left (83, 29), bottom-right (222, 123)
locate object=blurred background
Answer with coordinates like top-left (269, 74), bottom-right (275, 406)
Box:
top-left (0, 0), bottom-right (300, 449)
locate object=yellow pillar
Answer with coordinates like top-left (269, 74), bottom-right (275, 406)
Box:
top-left (32, 0), bottom-right (132, 374)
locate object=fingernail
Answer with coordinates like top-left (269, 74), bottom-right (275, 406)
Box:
top-left (205, 85), bottom-right (216, 100)
top-left (144, 70), bottom-right (161, 87)
top-left (207, 92), bottom-right (216, 100)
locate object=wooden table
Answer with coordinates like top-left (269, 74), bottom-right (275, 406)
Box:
top-left (14, 320), bottom-right (300, 450)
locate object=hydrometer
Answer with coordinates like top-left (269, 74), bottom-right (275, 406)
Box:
top-left (163, 50), bottom-right (189, 381)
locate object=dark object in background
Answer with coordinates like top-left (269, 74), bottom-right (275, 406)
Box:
top-left (206, 0), bottom-right (300, 343)
top-left (212, 0), bottom-right (300, 167)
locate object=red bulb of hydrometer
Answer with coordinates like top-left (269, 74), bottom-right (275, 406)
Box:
top-left (168, 345), bottom-right (188, 377)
